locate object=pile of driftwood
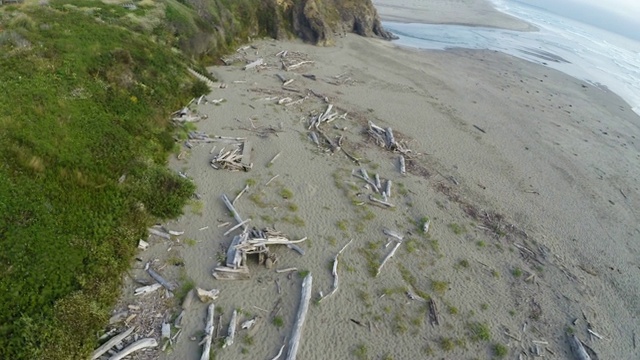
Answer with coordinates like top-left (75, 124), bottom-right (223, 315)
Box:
top-left (351, 167), bottom-right (395, 208)
top-left (276, 50), bottom-right (314, 72)
top-left (213, 194), bottom-right (307, 280)
top-left (367, 120), bottom-right (408, 153)
top-left (210, 140), bottom-right (252, 171)
top-left (171, 103), bottom-right (208, 123)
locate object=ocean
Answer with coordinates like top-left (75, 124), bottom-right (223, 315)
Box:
top-left (381, 0), bottom-right (640, 116)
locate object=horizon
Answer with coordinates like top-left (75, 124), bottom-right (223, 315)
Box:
top-left (510, 0), bottom-right (640, 42)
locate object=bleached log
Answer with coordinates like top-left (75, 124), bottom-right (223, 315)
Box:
top-left (223, 309), bottom-right (238, 348)
top-left (196, 288), bottom-right (220, 303)
top-left (212, 266), bottom-right (250, 280)
top-left (268, 152), bottom-right (281, 166)
top-left (286, 60), bottom-right (314, 70)
top-left (399, 155), bottom-right (406, 175)
top-left (286, 274), bottom-right (313, 360)
top-left (226, 234), bottom-right (246, 268)
top-left (423, 217), bottom-right (431, 234)
top-left (319, 239), bottom-right (352, 302)
top-left (287, 244), bottom-right (305, 255)
top-left (168, 230), bottom-right (184, 236)
top-left (377, 241), bottom-right (401, 276)
top-left (137, 239), bottom-right (149, 251)
top-left (309, 131), bottom-right (320, 146)
top-left (108, 338), bottom-right (158, 360)
top-left (384, 180), bottom-right (392, 199)
top-left (374, 174), bottom-right (381, 190)
top-left (243, 58), bottom-right (264, 70)
top-left (134, 283), bottom-right (162, 296)
top-left (233, 184), bottom-right (249, 205)
top-left (240, 140), bottom-right (252, 170)
top-left (145, 263), bottom-right (175, 291)
top-left (369, 195), bottom-right (395, 208)
top-left (241, 317), bottom-right (257, 330)
top-left (383, 228), bottom-right (404, 241)
top-left (92, 327), bottom-right (135, 360)
top-left (223, 219), bottom-right (251, 237)
top-left (243, 237), bottom-right (307, 247)
top-left (271, 343), bottom-right (286, 360)
top-left (385, 127), bottom-right (396, 149)
top-left (200, 304), bottom-right (215, 360)
top-left (276, 74), bottom-right (287, 83)
top-left (222, 194), bottom-right (247, 230)
top-left (148, 227), bottom-right (170, 239)
top-left (568, 334), bottom-right (591, 360)
top-left (265, 174), bottom-right (280, 186)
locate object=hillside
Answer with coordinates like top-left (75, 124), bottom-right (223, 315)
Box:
top-left (0, 0), bottom-right (389, 358)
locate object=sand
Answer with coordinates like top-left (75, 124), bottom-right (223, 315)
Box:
top-left (372, 0), bottom-right (538, 31)
top-left (110, 2), bottom-right (640, 360)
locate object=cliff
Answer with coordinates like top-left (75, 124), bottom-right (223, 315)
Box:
top-left (169, 0), bottom-right (394, 58)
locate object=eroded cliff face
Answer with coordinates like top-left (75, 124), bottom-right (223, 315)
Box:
top-left (289, 0), bottom-right (394, 45)
top-left (176, 0), bottom-right (392, 58)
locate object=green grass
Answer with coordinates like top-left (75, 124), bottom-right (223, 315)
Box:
top-left (512, 267), bottom-right (523, 277)
top-left (272, 316), bottom-right (284, 328)
top-left (0, 2), bottom-right (240, 358)
top-left (448, 222), bottom-right (466, 235)
top-left (468, 322), bottom-right (491, 342)
top-left (493, 343), bottom-right (508, 358)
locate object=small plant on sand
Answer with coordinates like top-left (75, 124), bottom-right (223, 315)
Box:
top-left (272, 316), bottom-right (284, 328)
top-left (448, 305), bottom-right (459, 315)
top-left (468, 322), bottom-right (491, 342)
top-left (456, 259), bottom-right (470, 269)
top-left (431, 280), bottom-right (449, 295)
top-left (336, 220), bottom-right (348, 231)
top-left (184, 238), bottom-right (197, 246)
top-left (440, 337), bottom-right (455, 351)
top-left (448, 222), bottom-right (466, 235)
top-left (286, 202), bottom-right (298, 212)
top-left (512, 267), bottom-right (523, 278)
top-left (279, 187), bottom-right (293, 199)
top-left (493, 343), bottom-right (508, 358)
top-left (476, 240), bottom-right (486, 247)
top-left (353, 343), bottom-right (369, 360)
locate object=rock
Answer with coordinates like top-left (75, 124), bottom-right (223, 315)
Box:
top-left (196, 288), bottom-right (220, 303)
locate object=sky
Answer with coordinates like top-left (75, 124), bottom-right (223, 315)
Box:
top-left (515, 0), bottom-right (640, 41)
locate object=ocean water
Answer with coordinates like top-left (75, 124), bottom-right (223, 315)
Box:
top-left (381, 0), bottom-right (640, 116)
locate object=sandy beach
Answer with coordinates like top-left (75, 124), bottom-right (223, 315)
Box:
top-left (372, 0), bottom-right (538, 31)
top-left (110, 2), bottom-right (640, 360)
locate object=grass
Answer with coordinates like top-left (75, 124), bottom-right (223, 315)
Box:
top-left (272, 316), bottom-right (284, 328)
top-left (279, 187), bottom-right (293, 199)
top-left (0, 3), bottom-right (207, 358)
top-left (512, 267), bottom-right (523, 277)
top-left (493, 343), bottom-right (508, 358)
top-left (448, 222), bottom-right (466, 235)
top-left (353, 343), bottom-right (368, 360)
top-left (468, 322), bottom-right (491, 342)
top-left (430, 280), bottom-right (449, 295)
top-left (440, 337), bottom-right (455, 351)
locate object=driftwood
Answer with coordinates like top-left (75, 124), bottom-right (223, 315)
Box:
top-left (399, 155), bottom-right (406, 175)
top-left (134, 283), bottom-right (162, 296)
top-left (271, 342), bottom-right (286, 360)
top-left (369, 195), bottom-right (395, 208)
top-left (196, 288), bottom-right (220, 303)
top-left (232, 184), bottom-right (249, 205)
top-left (212, 265), bottom-right (250, 280)
top-left (428, 299), bottom-right (440, 326)
top-left (145, 263), bottom-right (175, 292)
top-left (148, 227), bottom-right (170, 240)
top-left (568, 334), bottom-right (592, 360)
top-left (223, 309), bottom-right (238, 348)
top-left (138, 239), bottom-right (149, 250)
top-left (223, 219), bottom-right (251, 237)
top-left (243, 58), bottom-right (264, 70)
top-left (222, 194), bottom-right (247, 230)
top-left (268, 152), bottom-right (281, 166)
top-left (319, 239), bottom-right (352, 302)
top-left (92, 327), bottom-right (135, 360)
top-left (384, 180), bottom-right (392, 199)
top-left (108, 338), bottom-right (158, 360)
top-left (337, 135), bottom-right (361, 164)
top-left (175, 289), bottom-right (195, 328)
top-left (383, 228), bottom-right (404, 241)
top-left (367, 120), bottom-right (412, 155)
top-left (200, 304), bottom-right (215, 360)
top-left (423, 217), bottom-right (431, 234)
top-left (211, 141), bottom-right (252, 171)
top-left (286, 274), bottom-right (313, 360)
top-left (377, 241), bottom-right (401, 276)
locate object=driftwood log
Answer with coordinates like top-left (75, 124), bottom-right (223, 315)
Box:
top-left (108, 338), bottom-right (158, 360)
top-left (568, 334), bottom-right (592, 360)
top-left (319, 239), bottom-right (352, 302)
top-left (92, 327), bottom-right (135, 360)
top-left (223, 309), bottom-right (238, 348)
top-left (200, 304), bottom-right (215, 360)
top-left (286, 274), bottom-right (313, 360)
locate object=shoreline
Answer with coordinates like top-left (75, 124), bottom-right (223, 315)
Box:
top-left (373, 0), bottom-right (538, 31)
top-left (106, 32), bottom-right (640, 359)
